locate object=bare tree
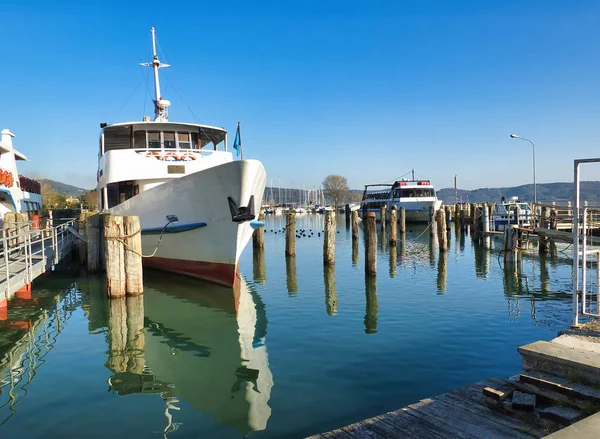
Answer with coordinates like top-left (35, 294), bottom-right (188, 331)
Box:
top-left (322, 175), bottom-right (349, 209)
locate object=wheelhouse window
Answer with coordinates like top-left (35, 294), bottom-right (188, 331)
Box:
top-left (164, 132), bottom-right (176, 149)
top-left (398, 188), bottom-right (434, 198)
top-left (134, 131), bottom-right (146, 149)
top-left (148, 132), bottom-right (161, 149)
top-left (178, 133), bottom-right (191, 149)
top-left (191, 132), bottom-right (199, 149)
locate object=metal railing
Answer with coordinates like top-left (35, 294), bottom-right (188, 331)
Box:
top-left (1, 218), bottom-right (77, 301)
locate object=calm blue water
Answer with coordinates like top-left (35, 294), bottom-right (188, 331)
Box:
top-left (0, 215), bottom-right (574, 438)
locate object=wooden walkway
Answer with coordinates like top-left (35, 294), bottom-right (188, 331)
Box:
top-left (307, 378), bottom-right (545, 439)
top-left (1, 219), bottom-right (76, 301)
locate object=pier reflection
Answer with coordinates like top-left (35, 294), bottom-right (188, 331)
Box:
top-left (89, 274), bottom-right (273, 436)
top-left (474, 245), bottom-right (491, 279)
top-left (364, 275), bottom-right (378, 334)
top-left (323, 265), bottom-right (338, 316)
top-left (286, 256), bottom-right (298, 295)
top-left (0, 278), bottom-right (81, 426)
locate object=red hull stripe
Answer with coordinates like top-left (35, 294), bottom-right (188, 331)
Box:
top-left (143, 257), bottom-right (238, 287)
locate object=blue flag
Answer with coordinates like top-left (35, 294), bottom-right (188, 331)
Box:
top-left (232, 123), bottom-right (241, 157)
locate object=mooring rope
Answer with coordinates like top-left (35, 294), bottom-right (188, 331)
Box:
top-left (105, 220), bottom-right (174, 258)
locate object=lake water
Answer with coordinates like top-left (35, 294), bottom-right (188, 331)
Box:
top-left (0, 214), bottom-right (575, 438)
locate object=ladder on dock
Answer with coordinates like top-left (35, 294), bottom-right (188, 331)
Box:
top-left (0, 218), bottom-right (77, 301)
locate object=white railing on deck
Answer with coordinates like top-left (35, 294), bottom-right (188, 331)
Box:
top-left (1, 218), bottom-right (76, 301)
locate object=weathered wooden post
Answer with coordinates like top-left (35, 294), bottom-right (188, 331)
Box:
top-left (550, 208), bottom-right (557, 230)
top-left (323, 210), bottom-right (336, 265)
top-left (389, 206), bottom-right (397, 245)
top-left (399, 206), bottom-right (406, 234)
top-left (123, 216), bottom-right (143, 296)
top-left (470, 203), bottom-right (477, 225)
top-left (389, 245), bottom-right (397, 278)
top-left (504, 225), bottom-right (519, 264)
top-left (285, 212), bottom-right (296, 257)
top-left (482, 203), bottom-right (491, 249)
top-left (380, 204), bottom-right (387, 234)
top-left (87, 214), bottom-right (101, 273)
top-left (429, 206), bottom-right (436, 238)
top-left (345, 204), bottom-right (351, 228)
top-left (539, 206), bottom-right (550, 253)
top-left (252, 210), bottom-right (265, 248)
top-left (324, 265), bottom-right (338, 316)
top-left (445, 205), bottom-right (452, 226)
top-left (364, 212), bottom-right (377, 275)
top-left (436, 209), bottom-right (448, 251)
top-left (104, 215), bottom-right (126, 297)
top-left (351, 210), bottom-right (359, 242)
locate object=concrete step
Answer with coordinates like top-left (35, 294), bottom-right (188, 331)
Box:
top-left (518, 340), bottom-right (600, 386)
top-left (514, 371), bottom-right (600, 411)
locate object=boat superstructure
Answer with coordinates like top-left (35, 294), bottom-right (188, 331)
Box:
top-left (96, 28), bottom-right (266, 287)
top-left (0, 129), bottom-right (42, 224)
top-left (359, 177), bottom-right (442, 223)
top-left (491, 196), bottom-right (533, 231)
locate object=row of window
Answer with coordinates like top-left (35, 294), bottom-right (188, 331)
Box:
top-left (134, 131), bottom-right (199, 150)
top-left (23, 200), bottom-right (41, 212)
top-left (364, 188), bottom-right (435, 200)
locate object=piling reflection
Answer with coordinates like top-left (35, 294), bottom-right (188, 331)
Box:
top-left (474, 244), bottom-right (491, 279)
top-left (95, 274), bottom-right (273, 436)
top-left (286, 256), bottom-right (298, 295)
top-left (323, 265), bottom-right (338, 316)
top-left (389, 244), bottom-right (397, 278)
top-left (253, 248), bottom-right (266, 284)
top-left (352, 239), bottom-right (359, 266)
top-left (437, 250), bottom-right (448, 294)
top-left (540, 254), bottom-right (550, 293)
top-left (428, 238), bottom-right (436, 268)
top-left (399, 237), bottom-right (406, 265)
top-left (364, 275), bottom-right (378, 334)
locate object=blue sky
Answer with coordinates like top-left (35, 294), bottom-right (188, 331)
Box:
top-left (2, 1), bottom-right (600, 191)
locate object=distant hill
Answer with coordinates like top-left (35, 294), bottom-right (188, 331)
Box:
top-left (437, 181), bottom-right (600, 204)
top-left (39, 179), bottom-right (88, 197)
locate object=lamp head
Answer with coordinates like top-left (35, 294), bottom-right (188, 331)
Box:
top-left (510, 134), bottom-right (519, 139)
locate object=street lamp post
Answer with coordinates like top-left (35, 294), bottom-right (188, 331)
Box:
top-left (510, 134), bottom-right (536, 205)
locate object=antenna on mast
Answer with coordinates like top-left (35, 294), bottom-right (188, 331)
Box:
top-left (140, 27), bottom-right (171, 122)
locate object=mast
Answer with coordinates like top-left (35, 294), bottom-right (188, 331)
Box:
top-left (140, 27), bottom-right (171, 122)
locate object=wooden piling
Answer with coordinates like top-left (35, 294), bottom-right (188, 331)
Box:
top-left (389, 206), bottom-right (397, 245)
top-left (252, 210), bottom-right (265, 248)
top-left (445, 205), bottom-right (452, 225)
top-left (345, 203), bottom-right (351, 227)
top-left (123, 216), bottom-right (143, 296)
top-left (364, 212), bottom-right (377, 275)
top-left (323, 210), bottom-right (336, 265)
top-left (77, 212), bottom-right (89, 265)
top-left (380, 204), bottom-right (387, 233)
top-left (429, 206), bottom-right (436, 238)
top-left (285, 212), bottom-right (296, 257)
top-left (539, 206), bottom-right (550, 253)
top-left (399, 206), bottom-right (406, 234)
top-left (86, 214), bottom-right (101, 273)
top-left (470, 203), bottom-right (477, 225)
top-left (436, 209), bottom-right (447, 251)
top-left (351, 210), bottom-right (359, 242)
top-left (504, 225), bottom-right (519, 263)
top-left (460, 208), bottom-right (466, 232)
top-left (104, 215), bottom-right (126, 297)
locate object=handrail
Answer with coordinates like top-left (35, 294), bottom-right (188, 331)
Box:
top-left (1, 218), bottom-right (77, 301)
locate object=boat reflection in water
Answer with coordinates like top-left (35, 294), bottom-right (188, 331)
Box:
top-left (101, 273), bottom-right (272, 436)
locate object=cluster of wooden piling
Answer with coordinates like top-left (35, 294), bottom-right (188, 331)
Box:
top-left (79, 213), bottom-right (143, 298)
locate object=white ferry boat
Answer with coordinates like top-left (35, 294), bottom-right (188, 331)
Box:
top-left (96, 28), bottom-right (266, 287)
top-left (359, 177), bottom-right (442, 223)
top-left (491, 196), bottom-right (533, 231)
top-left (0, 128), bottom-right (43, 224)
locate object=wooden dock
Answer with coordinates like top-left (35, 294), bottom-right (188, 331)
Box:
top-left (307, 378), bottom-right (545, 439)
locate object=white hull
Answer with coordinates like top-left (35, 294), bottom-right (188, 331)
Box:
top-left (360, 199), bottom-right (443, 223)
top-left (108, 160), bottom-right (266, 286)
